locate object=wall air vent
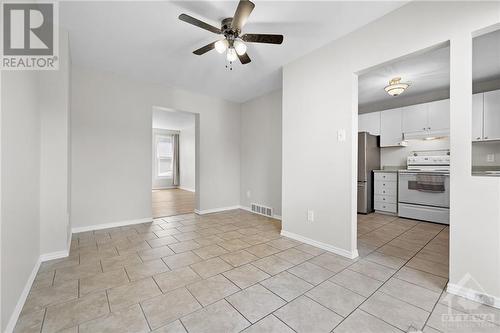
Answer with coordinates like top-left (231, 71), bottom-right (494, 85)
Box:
top-left (250, 203), bottom-right (273, 218)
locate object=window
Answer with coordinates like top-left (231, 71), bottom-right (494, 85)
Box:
top-left (156, 135), bottom-right (173, 177)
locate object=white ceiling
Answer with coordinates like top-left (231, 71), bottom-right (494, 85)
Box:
top-left (153, 107), bottom-right (195, 130)
top-left (60, 1), bottom-right (406, 103)
top-left (358, 45), bottom-right (450, 109)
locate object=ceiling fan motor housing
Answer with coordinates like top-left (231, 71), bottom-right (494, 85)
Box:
top-left (221, 18), bottom-right (238, 38)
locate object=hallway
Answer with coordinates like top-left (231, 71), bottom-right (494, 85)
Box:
top-left (152, 189), bottom-right (195, 218)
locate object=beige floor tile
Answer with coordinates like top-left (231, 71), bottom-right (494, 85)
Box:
top-left (274, 296), bottom-right (342, 333)
top-left (333, 309), bottom-right (402, 333)
top-left (223, 264), bottom-right (270, 289)
top-left (162, 251), bottom-right (202, 270)
top-left (274, 248), bottom-right (314, 265)
top-left (147, 236), bottom-right (179, 248)
top-left (107, 277), bottom-right (162, 311)
top-left (227, 284), bottom-right (286, 323)
top-left (168, 240), bottom-right (201, 253)
top-left (220, 250), bottom-right (258, 267)
top-left (242, 234), bottom-right (272, 246)
top-left (307, 280), bottom-right (366, 316)
top-left (218, 231), bottom-right (244, 240)
top-left (13, 308), bottom-right (45, 333)
top-left (79, 268), bottom-right (129, 296)
top-left (173, 232), bottom-right (201, 242)
top-left (380, 278), bottom-right (441, 311)
top-left (186, 274), bottom-right (239, 306)
top-left (79, 304), bottom-right (149, 333)
top-left (329, 268), bottom-right (383, 297)
top-left (42, 291), bottom-right (109, 332)
top-left (266, 238), bottom-right (300, 251)
top-left (295, 243), bottom-right (325, 256)
top-left (376, 244), bottom-right (418, 260)
top-left (439, 292), bottom-right (500, 326)
top-left (23, 280), bottom-right (78, 313)
top-left (152, 320), bottom-right (187, 332)
top-left (39, 256), bottom-right (80, 273)
top-left (287, 261), bottom-right (334, 285)
top-left (190, 257), bottom-right (232, 278)
top-left (218, 239), bottom-right (251, 252)
top-left (260, 271), bottom-right (313, 302)
top-left (252, 255), bottom-right (294, 276)
top-left (349, 259), bottom-right (396, 282)
top-left (360, 291), bottom-right (429, 331)
top-left (406, 257), bottom-right (448, 278)
top-left (101, 254), bottom-right (142, 272)
top-left (154, 266), bottom-right (201, 293)
top-left (53, 261), bottom-right (102, 283)
top-left (180, 299), bottom-right (250, 333)
top-left (241, 315), bottom-right (294, 333)
top-left (125, 259), bottom-right (170, 281)
top-left (32, 270), bottom-right (55, 290)
top-left (193, 235), bottom-right (224, 246)
top-left (192, 244), bottom-right (228, 259)
top-left (394, 266), bottom-right (447, 293)
top-left (365, 252), bottom-right (407, 270)
top-left (138, 246), bottom-right (175, 261)
top-left (142, 288), bottom-right (202, 330)
top-left (427, 303), bottom-right (499, 332)
top-left (309, 253), bottom-right (353, 273)
top-left (245, 244), bottom-right (281, 258)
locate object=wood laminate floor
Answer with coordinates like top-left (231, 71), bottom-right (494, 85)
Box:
top-left (152, 189), bottom-right (195, 218)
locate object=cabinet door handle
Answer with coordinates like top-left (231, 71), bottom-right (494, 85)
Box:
top-left (485, 137), bottom-right (489, 139)
top-left (476, 137), bottom-right (481, 140)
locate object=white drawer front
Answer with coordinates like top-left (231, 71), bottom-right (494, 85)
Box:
top-left (374, 172), bottom-right (397, 182)
top-left (374, 182), bottom-right (397, 196)
top-left (375, 194), bottom-right (397, 204)
top-left (374, 202), bottom-right (397, 213)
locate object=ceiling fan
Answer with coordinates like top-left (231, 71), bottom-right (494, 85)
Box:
top-left (178, 0), bottom-right (284, 66)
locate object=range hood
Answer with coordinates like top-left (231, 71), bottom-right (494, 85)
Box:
top-left (403, 129), bottom-right (450, 141)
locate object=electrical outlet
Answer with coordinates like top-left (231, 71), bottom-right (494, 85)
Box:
top-left (487, 154), bottom-right (495, 163)
top-left (307, 209), bottom-right (314, 222)
top-left (337, 129), bottom-right (346, 142)
top-left (246, 190), bottom-right (251, 198)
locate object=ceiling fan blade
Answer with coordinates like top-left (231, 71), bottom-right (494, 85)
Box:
top-left (241, 34), bottom-right (284, 44)
top-left (238, 52), bottom-right (251, 64)
top-left (193, 41), bottom-right (216, 55)
top-left (179, 14), bottom-right (221, 34)
top-left (232, 0), bottom-right (255, 31)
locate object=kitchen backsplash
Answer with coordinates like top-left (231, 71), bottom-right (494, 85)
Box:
top-left (381, 138), bottom-right (450, 168)
top-left (472, 141), bottom-right (500, 167)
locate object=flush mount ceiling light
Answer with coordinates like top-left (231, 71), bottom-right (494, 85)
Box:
top-left (384, 77), bottom-right (410, 96)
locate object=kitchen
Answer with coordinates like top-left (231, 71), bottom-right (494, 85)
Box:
top-left (357, 28), bottom-right (500, 225)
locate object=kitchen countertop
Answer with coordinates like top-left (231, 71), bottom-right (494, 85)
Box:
top-left (472, 166), bottom-right (500, 177)
top-left (373, 170), bottom-right (398, 173)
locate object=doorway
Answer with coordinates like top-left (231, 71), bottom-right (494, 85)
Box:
top-left (152, 106), bottom-right (196, 218)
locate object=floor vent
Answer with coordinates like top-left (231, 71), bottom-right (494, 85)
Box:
top-left (251, 203), bottom-right (273, 217)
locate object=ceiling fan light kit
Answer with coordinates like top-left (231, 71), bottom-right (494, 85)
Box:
top-left (178, 0), bottom-right (284, 69)
top-left (384, 77), bottom-right (410, 96)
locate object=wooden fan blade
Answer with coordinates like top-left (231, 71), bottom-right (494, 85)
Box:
top-left (179, 14), bottom-right (221, 34)
top-left (241, 34), bottom-right (284, 44)
top-left (193, 41), bottom-right (216, 55)
top-left (238, 52), bottom-right (251, 64)
top-left (232, 0), bottom-right (255, 31)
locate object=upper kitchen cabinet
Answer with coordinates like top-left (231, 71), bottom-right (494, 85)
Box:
top-left (427, 99), bottom-right (450, 131)
top-left (483, 90), bottom-right (500, 141)
top-left (472, 93), bottom-right (484, 141)
top-left (401, 104), bottom-right (428, 133)
top-left (358, 112), bottom-right (381, 135)
top-left (380, 108), bottom-right (403, 147)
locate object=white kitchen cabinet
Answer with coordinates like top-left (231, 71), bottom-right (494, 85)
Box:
top-left (358, 112), bottom-right (380, 135)
top-left (428, 99), bottom-right (450, 131)
top-left (484, 90), bottom-right (500, 141)
top-left (402, 104), bottom-right (428, 133)
top-left (373, 171), bottom-right (397, 214)
top-left (380, 108), bottom-right (403, 147)
top-left (472, 93), bottom-right (484, 141)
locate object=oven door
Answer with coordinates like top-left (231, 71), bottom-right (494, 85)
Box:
top-left (398, 171), bottom-right (450, 208)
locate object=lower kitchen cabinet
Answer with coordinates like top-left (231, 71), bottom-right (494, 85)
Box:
top-left (373, 171), bottom-right (398, 214)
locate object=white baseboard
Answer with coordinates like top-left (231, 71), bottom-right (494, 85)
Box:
top-left (4, 257), bottom-right (41, 333)
top-left (238, 205), bottom-right (282, 220)
top-left (447, 283), bottom-right (500, 309)
top-left (179, 187), bottom-right (195, 193)
top-left (281, 230), bottom-right (359, 259)
top-left (39, 249), bottom-right (69, 262)
top-left (194, 205), bottom-right (241, 215)
top-left (71, 217), bottom-right (153, 234)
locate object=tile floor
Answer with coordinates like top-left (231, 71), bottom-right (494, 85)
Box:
top-left (14, 211), bottom-right (500, 332)
top-left (152, 189), bottom-right (195, 218)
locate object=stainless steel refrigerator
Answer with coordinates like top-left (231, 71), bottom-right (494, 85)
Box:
top-left (357, 132), bottom-right (380, 214)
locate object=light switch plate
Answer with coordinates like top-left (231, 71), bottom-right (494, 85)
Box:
top-left (307, 209), bottom-right (314, 222)
top-left (337, 129), bottom-right (346, 142)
